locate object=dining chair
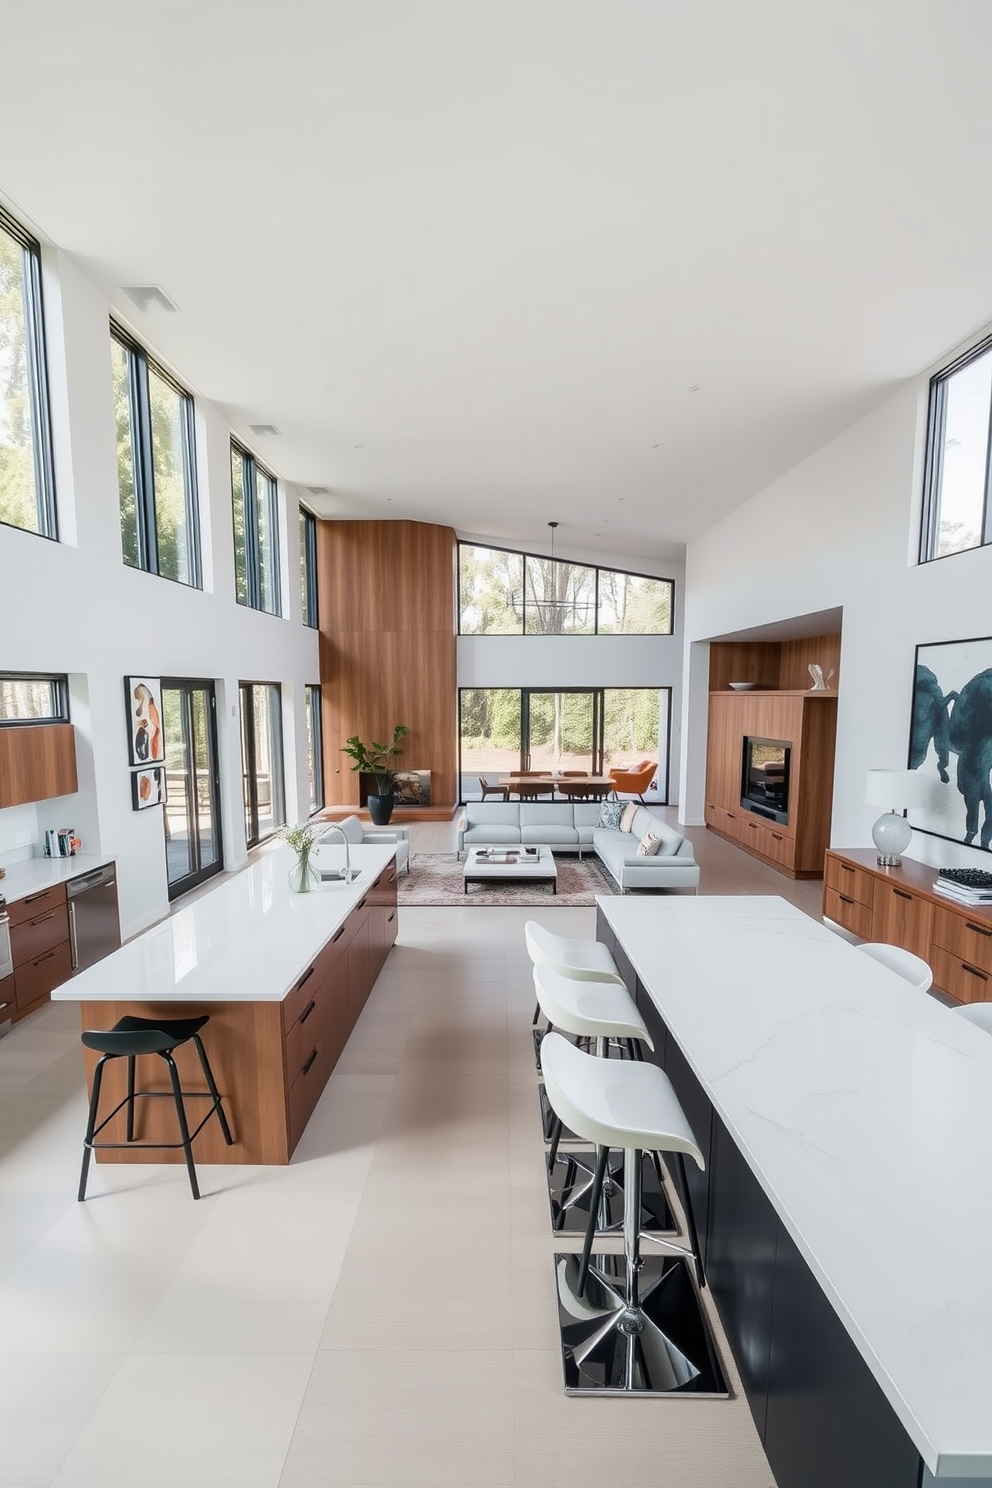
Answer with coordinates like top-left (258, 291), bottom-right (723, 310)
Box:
top-left (478, 775), bottom-right (509, 801)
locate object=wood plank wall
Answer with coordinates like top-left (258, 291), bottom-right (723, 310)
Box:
top-left (709, 633), bottom-right (841, 692)
top-left (316, 520), bottom-right (458, 809)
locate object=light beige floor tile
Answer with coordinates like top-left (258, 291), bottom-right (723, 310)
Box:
top-left (321, 1247), bottom-right (514, 1350)
top-left (0, 1351), bottom-right (124, 1485)
top-left (278, 1349), bottom-right (514, 1487)
top-left (52, 1352), bottom-right (314, 1488)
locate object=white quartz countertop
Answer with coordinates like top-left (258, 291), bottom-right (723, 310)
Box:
top-left (50, 844), bottom-right (394, 1005)
top-left (600, 895), bottom-right (992, 1480)
top-left (0, 853), bottom-right (116, 904)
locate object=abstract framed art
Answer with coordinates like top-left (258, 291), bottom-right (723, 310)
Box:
top-left (125, 676), bottom-right (164, 765)
top-left (132, 765), bottom-right (166, 810)
top-left (908, 636), bottom-right (992, 851)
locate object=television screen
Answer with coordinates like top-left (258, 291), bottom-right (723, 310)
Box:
top-left (741, 736), bottom-right (791, 824)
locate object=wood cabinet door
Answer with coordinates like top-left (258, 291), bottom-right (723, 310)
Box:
top-left (872, 882), bottom-right (933, 960)
top-left (0, 724), bottom-right (77, 807)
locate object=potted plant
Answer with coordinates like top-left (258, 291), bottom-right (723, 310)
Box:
top-left (341, 725), bottom-right (410, 825)
top-left (283, 821), bottom-right (321, 893)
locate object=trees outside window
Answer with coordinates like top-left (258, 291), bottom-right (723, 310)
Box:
top-left (0, 209), bottom-right (56, 539)
top-left (458, 544), bottom-right (673, 635)
top-left (232, 443), bottom-right (281, 614)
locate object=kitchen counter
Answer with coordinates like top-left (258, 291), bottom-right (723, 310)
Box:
top-left (51, 843), bottom-right (399, 1163)
top-left (0, 852), bottom-right (115, 904)
top-left (599, 895), bottom-right (992, 1486)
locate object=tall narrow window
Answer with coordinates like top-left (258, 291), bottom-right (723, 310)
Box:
top-left (305, 684), bottom-right (324, 813)
top-left (921, 338), bottom-right (992, 560)
top-left (232, 442), bottom-right (281, 614)
top-left (0, 208), bottom-right (56, 539)
top-left (240, 682), bottom-right (285, 846)
top-left (161, 679), bottom-right (222, 899)
top-left (112, 326), bottom-right (200, 584)
top-left (300, 507), bottom-right (318, 627)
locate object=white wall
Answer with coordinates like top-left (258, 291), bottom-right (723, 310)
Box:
top-left (0, 249), bottom-right (319, 938)
top-left (680, 345), bottom-right (992, 867)
top-left (457, 551), bottom-right (685, 801)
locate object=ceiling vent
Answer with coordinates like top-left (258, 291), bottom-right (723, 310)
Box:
top-left (119, 284), bottom-right (179, 313)
top-left (307, 486), bottom-right (331, 496)
top-left (248, 423), bottom-right (280, 437)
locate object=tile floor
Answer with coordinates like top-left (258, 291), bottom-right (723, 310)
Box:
top-left (0, 815), bottom-right (797, 1488)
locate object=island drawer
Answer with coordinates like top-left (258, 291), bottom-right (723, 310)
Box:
top-left (282, 959), bottom-right (323, 1033)
top-left (287, 1037), bottom-right (325, 1149)
top-left (824, 855), bottom-right (875, 909)
top-left (932, 906), bottom-right (992, 971)
top-left (285, 990), bottom-right (323, 1077)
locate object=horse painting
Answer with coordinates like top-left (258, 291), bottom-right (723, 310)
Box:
top-left (911, 643), bottom-right (992, 853)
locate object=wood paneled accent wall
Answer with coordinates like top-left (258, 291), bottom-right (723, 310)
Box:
top-left (316, 520), bottom-right (457, 809)
top-left (709, 633), bottom-right (841, 692)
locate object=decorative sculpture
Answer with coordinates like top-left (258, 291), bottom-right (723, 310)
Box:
top-left (808, 664), bottom-right (835, 691)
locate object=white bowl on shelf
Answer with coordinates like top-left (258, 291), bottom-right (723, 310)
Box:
top-left (728, 681), bottom-right (758, 691)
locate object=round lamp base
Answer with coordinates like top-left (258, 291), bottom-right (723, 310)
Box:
top-left (871, 811), bottom-right (912, 868)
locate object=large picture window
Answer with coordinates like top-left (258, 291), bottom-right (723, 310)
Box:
top-left (0, 208), bottom-right (56, 539)
top-left (111, 326), bottom-right (200, 585)
top-left (921, 336), bottom-right (992, 561)
top-left (232, 442), bottom-right (280, 614)
top-left (458, 544), bottom-right (673, 635)
top-left (240, 682), bottom-right (285, 846)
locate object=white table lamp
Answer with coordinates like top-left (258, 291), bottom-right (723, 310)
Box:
top-left (865, 768), bottom-right (927, 866)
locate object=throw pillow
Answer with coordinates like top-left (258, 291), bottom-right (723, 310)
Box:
top-left (596, 800), bottom-right (623, 830)
top-left (637, 830), bottom-right (662, 857)
top-left (619, 803), bottom-right (639, 834)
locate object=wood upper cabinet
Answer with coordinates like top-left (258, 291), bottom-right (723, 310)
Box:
top-left (0, 724), bottom-right (78, 808)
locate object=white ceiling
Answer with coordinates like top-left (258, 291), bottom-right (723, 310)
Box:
top-left (4, 1), bottom-right (992, 561)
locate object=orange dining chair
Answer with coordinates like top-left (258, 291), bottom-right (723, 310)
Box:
top-left (608, 760), bottom-right (656, 802)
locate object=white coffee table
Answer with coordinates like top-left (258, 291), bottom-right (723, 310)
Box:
top-left (463, 845), bottom-right (557, 895)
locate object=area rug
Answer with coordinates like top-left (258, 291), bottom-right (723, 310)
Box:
top-left (398, 853), bottom-right (617, 906)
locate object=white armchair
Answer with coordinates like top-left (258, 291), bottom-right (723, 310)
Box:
top-left (318, 814), bottom-right (410, 874)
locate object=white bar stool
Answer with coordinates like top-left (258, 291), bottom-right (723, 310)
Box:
top-left (534, 963), bottom-right (673, 1244)
top-left (854, 941), bottom-right (933, 990)
top-left (524, 919), bottom-right (626, 1072)
top-left (953, 1002), bottom-right (992, 1033)
top-left (541, 1032), bottom-right (725, 1396)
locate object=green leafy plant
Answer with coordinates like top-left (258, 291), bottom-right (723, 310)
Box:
top-left (341, 725), bottom-right (410, 795)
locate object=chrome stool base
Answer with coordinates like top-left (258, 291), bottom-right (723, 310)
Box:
top-left (548, 1147), bottom-right (674, 1237)
top-left (554, 1252), bottom-right (727, 1396)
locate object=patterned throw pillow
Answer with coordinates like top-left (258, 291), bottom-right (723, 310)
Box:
top-left (619, 803), bottom-right (639, 833)
top-left (637, 830), bottom-right (662, 857)
top-left (597, 800), bottom-right (623, 830)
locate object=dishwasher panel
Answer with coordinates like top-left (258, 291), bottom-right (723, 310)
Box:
top-left (67, 864), bottom-right (121, 974)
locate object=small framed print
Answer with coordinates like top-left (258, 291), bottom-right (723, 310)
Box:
top-left (132, 766), bottom-right (166, 811)
top-left (125, 676), bottom-right (164, 765)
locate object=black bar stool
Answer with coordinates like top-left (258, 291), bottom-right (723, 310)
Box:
top-left (78, 1014), bottom-right (233, 1201)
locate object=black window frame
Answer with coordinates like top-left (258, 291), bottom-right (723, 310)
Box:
top-left (161, 677), bottom-right (223, 901)
top-left (232, 441), bottom-right (281, 615)
top-left (0, 206), bottom-right (57, 541)
top-left (300, 507), bottom-right (319, 628)
top-left (111, 321), bottom-right (201, 586)
top-left (305, 683), bottom-right (324, 814)
top-left (239, 680), bottom-right (286, 847)
top-left (457, 542), bottom-right (676, 636)
top-left (920, 332), bottom-right (992, 563)
top-left (0, 672), bottom-right (69, 725)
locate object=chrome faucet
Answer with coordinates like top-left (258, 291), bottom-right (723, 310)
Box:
top-left (319, 824), bottom-right (355, 882)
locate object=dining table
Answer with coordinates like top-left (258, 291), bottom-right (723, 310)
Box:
top-left (497, 773), bottom-right (615, 799)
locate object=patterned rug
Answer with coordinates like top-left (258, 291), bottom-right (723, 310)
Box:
top-left (398, 852), bottom-right (617, 906)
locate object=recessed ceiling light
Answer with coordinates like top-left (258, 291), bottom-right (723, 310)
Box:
top-left (688, 384), bottom-right (701, 392)
top-left (652, 442), bottom-right (664, 449)
top-left (353, 444), bottom-right (364, 450)
top-left (248, 423), bottom-right (280, 436)
top-left (119, 284), bottom-right (179, 313)
top-left (307, 486), bottom-right (330, 496)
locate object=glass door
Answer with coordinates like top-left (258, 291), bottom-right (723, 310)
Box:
top-left (161, 679), bottom-right (223, 899)
top-left (240, 682), bottom-right (286, 846)
top-left (522, 690), bottom-right (601, 773)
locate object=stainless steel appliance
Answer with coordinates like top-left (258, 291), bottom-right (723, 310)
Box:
top-left (0, 895), bottom-right (13, 981)
top-left (67, 864), bottom-right (121, 974)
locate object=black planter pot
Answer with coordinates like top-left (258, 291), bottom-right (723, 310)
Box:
top-left (367, 792), bottom-right (395, 826)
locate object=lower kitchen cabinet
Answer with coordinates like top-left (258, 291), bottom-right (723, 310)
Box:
top-left (9, 884), bottom-right (71, 1019)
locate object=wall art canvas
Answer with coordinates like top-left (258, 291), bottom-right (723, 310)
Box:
top-left (125, 676), bottom-right (164, 765)
top-left (132, 765), bottom-right (166, 810)
top-left (392, 769), bottom-right (432, 806)
top-left (909, 637), bottom-right (992, 851)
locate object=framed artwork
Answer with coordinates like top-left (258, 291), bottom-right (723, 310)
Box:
top-left (132, 765), bottom-right (166, 810)
top-left (125, 676), bottom-right (164, 765)
top-left (392, 769), bottom-right (431, 806)
top-left (908, 636), bottom-right (992, 851)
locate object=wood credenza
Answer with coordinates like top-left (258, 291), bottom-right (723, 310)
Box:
top-left (823, 849), bottom-right (992, 1003)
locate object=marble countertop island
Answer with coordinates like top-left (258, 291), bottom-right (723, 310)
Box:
top-left (600, 894), bottom-right (992, 1482)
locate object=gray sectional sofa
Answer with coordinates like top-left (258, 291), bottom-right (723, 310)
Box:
top-left (456, 802), bottom-right (699, 893)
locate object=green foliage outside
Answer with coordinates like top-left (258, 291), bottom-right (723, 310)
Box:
top-left (460, 687), bottom-right (660, 768)
top-left (459, 544), bottom-right (672, 635)
top-left (112, 337), bottom-right (193, 581)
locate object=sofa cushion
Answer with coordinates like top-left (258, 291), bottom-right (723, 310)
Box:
top-left (597, 800), bottom-right (623, 830)
top-left (637, 830), bottom-right (662, 856)
top-left (521, 824), bottom-right (580, 845)
top-left (520, 804), bottom-right (577, 827)
top-left (463, 824), bottom-right (522, 844)
top-left (466, 803), bottom-right (522, 824)
top-left (619, 803), bottom-right (639, 833)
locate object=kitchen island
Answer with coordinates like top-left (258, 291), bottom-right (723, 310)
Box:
top-left (597, 895), bottom-right (992, 1488)
top-left (51, 843), bottom-right (398, 1164)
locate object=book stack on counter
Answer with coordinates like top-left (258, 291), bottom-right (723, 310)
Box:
top-left (933, 867), bottom-right (992, 906)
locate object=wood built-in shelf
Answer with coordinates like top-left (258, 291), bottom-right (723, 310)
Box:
top-left (704, 633), bottom-right (840, 880)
